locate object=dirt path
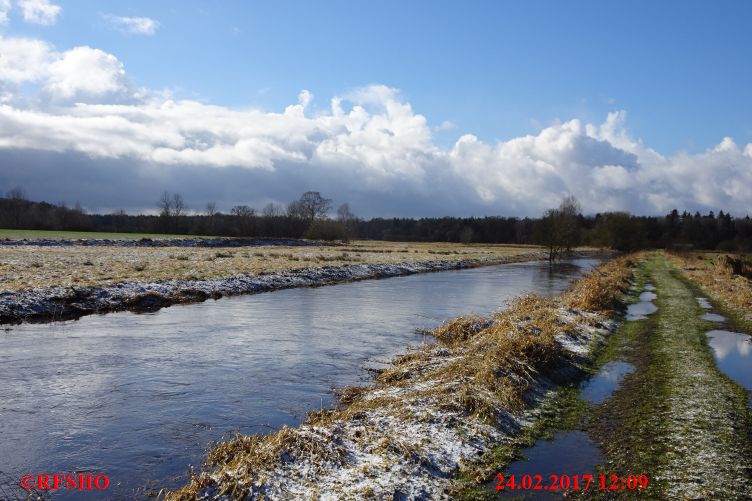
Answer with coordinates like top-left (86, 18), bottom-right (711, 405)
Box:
top-left (595, 254), bottom-right (752, 499)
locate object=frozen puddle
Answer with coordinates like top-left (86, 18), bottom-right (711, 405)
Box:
top-left (697, 297), bottom-right (712, 309)
top-left (706, 330), bottom-right (752, 395)
top-left (643, 284), bottom-right (656, 291)
top-left (639, 291), bottom-right (657, 301)
top-left (491, 431), bottom-right (604, 499)
top-left (580, 361), bottom-right (635, 404)
top-left (701, 312), bottom-right (726, 322)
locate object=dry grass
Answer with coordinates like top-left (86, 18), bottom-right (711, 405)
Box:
top-left (0, 241), bottom-right (539, 292)
top-left (165, 255), bottom-right (635, 500)
top-left (565, 254), bottom-right (637, 311)
top-left (668, 251), bottom-right (752, 315)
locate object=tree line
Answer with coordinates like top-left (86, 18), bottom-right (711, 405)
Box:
top-left (1, 186), bottom-right (751, 252)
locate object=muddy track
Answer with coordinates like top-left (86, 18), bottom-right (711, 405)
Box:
top-left (593, 255), bottom-right (752, 499)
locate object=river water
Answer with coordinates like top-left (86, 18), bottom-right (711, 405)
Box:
top-left (0, 258), bottom-right (598, 498)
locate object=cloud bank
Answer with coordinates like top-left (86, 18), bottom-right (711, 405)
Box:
top-left (0, 34), bottom-right (751, 217)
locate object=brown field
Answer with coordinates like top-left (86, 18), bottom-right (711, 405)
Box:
top-left (0, 241), bottom-right (541, 292)
top-left (668, 251), bottom-right (752, 316)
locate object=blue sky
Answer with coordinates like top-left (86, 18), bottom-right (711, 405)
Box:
top-left (1, 1), bottom-right (751, 216)
top-left (7, 0), bottom-right (749, 152)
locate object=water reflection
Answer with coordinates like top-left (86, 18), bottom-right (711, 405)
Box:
top-left (697, 297), bottom-right (712, 310)
top-left (580, 361), bottom-right (635, 404)
top-left (626, 301), bottom-right (657, 321)
top-left (701, 313), bottom-right (726, 323)
top-left (493, 431), bottom-right (604, 500)
top-left (0, 259), bottom-right (599, 498)
top-left (706, 330), bottom-right (752, 392)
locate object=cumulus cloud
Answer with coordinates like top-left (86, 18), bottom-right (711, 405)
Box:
top-left (0, 35), bottom-right (751, 217)
top-left (105, 15), bottom-right (159, 36)
top-left (0, 36), bottom-right (137, 103)
top-left (17, 0), bottom-right (60, 25)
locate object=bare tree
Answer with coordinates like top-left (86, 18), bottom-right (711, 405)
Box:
top-left (336, 203), bottom-right (355, 222)
top-left (205, 201), bottom-right (217, 218)
top-left (231, 205), bottom-right (255, 235)
top-left (6, 186), bottom-right (27, 228)
top-left (231, 205), bottom-right (255, 218)
top-left (171, 193), bottom-right (186, 218)
top-left (291, 191), bottom-right (332, 221)
top-left (7, 186), bottom-right (27, 201)
top-left (336, 203), bottom-right (357, 241)
top-left (158, 191), bottom-right (172, 217)
top-left (262, 202), bottom-right (284, 217)
top-left (536, 195), bottom-right (582, 262)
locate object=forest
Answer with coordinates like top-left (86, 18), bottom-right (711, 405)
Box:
top-left (1, 188), bottom-right (750, 252)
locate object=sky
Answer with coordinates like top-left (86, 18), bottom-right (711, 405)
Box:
top-left (0, 0), bottom-right (751, 217)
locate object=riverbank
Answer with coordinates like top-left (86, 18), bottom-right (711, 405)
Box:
top-left (165, 256), bottom-right (633, 500)
top-left (0, 249), bottom-right (572, 324)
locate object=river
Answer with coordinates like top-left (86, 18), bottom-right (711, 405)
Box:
top-left (0, 258), bottom-right (599, 498)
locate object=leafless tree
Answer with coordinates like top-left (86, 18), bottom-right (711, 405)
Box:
top-left (537, 195), bottom-right (582, 261)
top-left (6, 186), bottom-right (26, 201)
top-left (171, 193), bottom-right (186, 218)
top-left (6, 186), bottom-right (27, 228)
top-left (231, 205), bottom-right (255, 218)
top-left (205, 201), bottom-right (217, 218)
top-left (290, 191), bottom-right (332, 221)
top-left (262, 202), bottom-right (284, 217)
top-left (158, 191), bottom-right (172, 217)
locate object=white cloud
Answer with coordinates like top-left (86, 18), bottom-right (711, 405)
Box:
top-left (1, 35), bottom-right (752, 216)
top-left (105, 15), bottom-right (159, 36)
top-left (0, 37), bottom-right (137, 103)
top-left (17, 0), bottom-right (60, 25)
top-left (0, 0), bottom-right (11, 25)
top-left (45, 46), bottom-right (132, 102)
top-left (0, 36), bottom-right (55, 83)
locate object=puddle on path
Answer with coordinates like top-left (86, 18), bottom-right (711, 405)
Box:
top-left (697, 297), bottom-right (712, 309)
top-left (488, 360), bottom-right (634, 498)
top-left (626, 301), bottom-right (657, 321)
top-left (492, 431), bottom-right (604, 499)
top-left (626, 284), bottom-right (657, 321)
top-left (701, 312), bottom-right (726, 322)
top-left (580, 361), bottom-right (635, 404)
top-left (706, 330), bottom-right (752, 394)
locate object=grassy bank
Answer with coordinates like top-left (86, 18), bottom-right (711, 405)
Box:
top-left (0, 241), bottom-right (538, 292)
top-left (592, 254), bottom-right (752, 499)
top-left (164, 257), bottom-right (634, 499)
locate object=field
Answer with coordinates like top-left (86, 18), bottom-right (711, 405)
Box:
top-left (0, 229), bottom-right (201, 240)
top-left (0, 239), bottom-right (540, 292)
